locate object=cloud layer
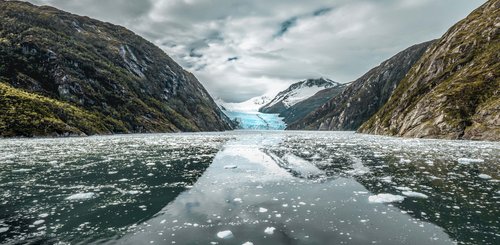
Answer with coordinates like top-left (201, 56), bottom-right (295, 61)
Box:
top-left (29, 0), bottom-right (485, 102)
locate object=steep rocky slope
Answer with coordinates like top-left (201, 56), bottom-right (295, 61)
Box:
top-left (259, 78), bottom-right (344, 125)
top-left (288, 41), bottom-right (433, 130)
top-left (359, 0), bottom-right (499, 140)
top-left (0, 1), bottom-right (233, 137)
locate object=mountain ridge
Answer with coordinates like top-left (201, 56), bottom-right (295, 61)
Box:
top-left (0, 0), bottom-right (233, 137)
top-left (359, 0), bottom-right (499, 140)
top-left (288, 41), bottom-right (434, 131)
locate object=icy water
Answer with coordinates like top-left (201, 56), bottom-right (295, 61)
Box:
top-left (0, 131), bottom-right (498, 244)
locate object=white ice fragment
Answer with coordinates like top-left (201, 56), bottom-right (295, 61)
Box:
top-left (118, 178), bottom-right (129, 182)
top-left (108, 171), bottom-right (118, 174)
top-left (368, 194), bottom-right (405, 203)
top-left (457, 158), bottom-right (484, 164)
top-left (402, 191), bottom-right (429, 199)
top-left (12, 168), bottom-right (31, 173)
top-left (216, 230), bottom-right (234, 239)
top-left (264, 227), bottom-right (276, 235)
top-left (224, 165), bottom-right (237, 169)
top-left (160, 219), bottom-right (166, 224)
top-left (66, 192), bottom-right (95, 201)
top-left (395, 186), bottom-right (412, 191)
top-left (33, 220), bottom-right (45, 226)
top-left (381, 176), bottom-right (392, 183)
top-left (478, 174), bottom-right (492, 180)
top-left (0, 227), bottom-right (9, 233)
top-left (242, 242), bottom-right (254, 245)
top-left (259, 207), bottom-right (268, 213)
top-left (38, 213), bottom-right (49, 218)
top-left (128, 190), bottom-right (140, 195)
top-left (233, 198), bottom-right (243, 203)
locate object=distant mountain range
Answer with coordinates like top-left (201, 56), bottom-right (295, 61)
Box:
top-left (288, 41), bottom-right (433, 131)
top-left (0, 1), bottom-right (233, 137)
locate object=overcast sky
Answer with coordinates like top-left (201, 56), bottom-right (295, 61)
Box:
top-left (28, 0), bottom-right (485, 102)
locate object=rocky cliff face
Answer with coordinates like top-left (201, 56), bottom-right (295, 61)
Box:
top-left (0, 1), bottom-right (233, 137)
top-left (259, 78), bottom-right (343, 125)
top-left (359, 0), bottom-right (499, 141)
top-left (288, 41), bottom-right (433, 131)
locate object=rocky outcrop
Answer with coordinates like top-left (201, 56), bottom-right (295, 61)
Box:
top-left (288, 41), bottom-right (433, 131)
top-left (359, 0), bottom-right (499, 141)
top-left (0, 1), bottom-right (233, 137)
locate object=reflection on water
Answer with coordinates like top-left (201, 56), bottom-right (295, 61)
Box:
top-left (0, 131), bottom-right (498, 244)
top-left (0, 134), bottom-right (231, 244)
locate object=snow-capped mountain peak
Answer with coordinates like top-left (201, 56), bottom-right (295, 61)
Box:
top-left (261, 78), bottom-right (340, 110)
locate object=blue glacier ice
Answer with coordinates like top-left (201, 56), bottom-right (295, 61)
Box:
top-left (224, 111), bottom-right (286, 130)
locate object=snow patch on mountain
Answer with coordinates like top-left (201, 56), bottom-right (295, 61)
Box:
top-left (262, 78), bottom-right (340, 110)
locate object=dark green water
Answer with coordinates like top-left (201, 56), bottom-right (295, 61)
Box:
top-left (0, 131), bottom-right (498, 244)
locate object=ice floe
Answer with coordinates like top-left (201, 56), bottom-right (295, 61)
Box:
top-left (264, 227), bottom-right (276, 235)
top-left (402, 191), bottom-right (429, 199)
top-left (368, 194), bottom-right (405, 203)
top-left (478, 174), bottom-right (492, 180)
top-left (66, 192), bottom-right (95, 201)
top-left (457, 158), bottom-right (484, 164)
top-left (216, 230), bottom-right (233, 239)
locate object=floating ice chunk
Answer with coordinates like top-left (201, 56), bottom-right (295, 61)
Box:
top-left (478, 174), bottom-right (492, 180)
top-left (108, 171), bottom-right (118, 174)
top-left (39, 213), bottom-right (49, 218)
top-left (128, 190), bottom-right (140, 195)
top-left (381, 176), bottom-right (392, 183)
top-left (259, 207), bottom-right (268, 213)
top-left (242, 242), bottom-right (254, 245)
top-left (216, 230), bottom-right (233, 239)
top-left (395, 186), bottom-right (412, 191)
top-left (66, 192), bottom-right (95, 201)
top-left (33, 220), bottom-right (45, 226)
top-left (224, 165), bottom-right (237, 169)
top-left (0, 227), bottom-right (9, 233)
top-left (264, 227), bottom-right (276, 235)
top-left (160, 219), bottom-right (166, 224)
top-left (12, 168), bottom-right (31, 173)
top-left (402, 191), bottom-right (429, 199)
top-left (233, 198), bottom-right (243, 203)
top-left (118, 178), bottom-right (129, 182)
top-left (368, 193), bottom-right (405, 203)
top-left (457, 158), bottom-right (484, 164)
top-left (400, 159), bottom-right (411, 164)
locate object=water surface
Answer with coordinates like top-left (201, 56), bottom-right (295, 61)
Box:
top-left (0, 131), bottom-right (498, 244)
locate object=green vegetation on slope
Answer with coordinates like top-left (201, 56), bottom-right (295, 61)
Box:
top-left (0, 81), bottom-right (127, 137)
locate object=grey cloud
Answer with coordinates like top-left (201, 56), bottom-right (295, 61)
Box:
top-left (25, 0), bottom-right (486, 102)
